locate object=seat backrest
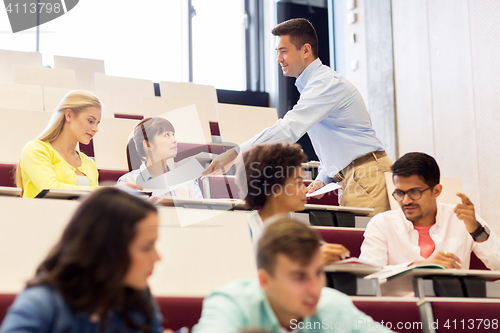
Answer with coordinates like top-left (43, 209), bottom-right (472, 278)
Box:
top-left (13, 65), bottom-right (76, 89)
top-left (159, 81), bottom-right (218, 122)
top-left (0, 83), bottom-right (44, 112)
top-left (217, 103), bottom-right (278, 146)
top-left (0, 49), bottom-right (42, 83)
top-left (425, 298), bottom-right (500, 333)
top-left (142, 97), bottom-right (212, 144)
top-left (353, 297), bottom-right (422, 333)
top-left (42, 86), bottom-right (114, 118)
top-left (94, 73), bottom-right (154, 117)
top-left (156, 297), bottom-right (204, 332)
top-left (0, 294), bottom-right (17, 324)
top-left (0, 109), bottom-right (52, 163)
top-left (0, 164), bottom-right (16, 187)
top-left (207, 176), bottom-right (242, 199)
top-left (53, 55), bottom-right (105, 91)
top-left (93, 117), bottom-right (140, 170)
top-left (313, 227), bottom-right (365, 257)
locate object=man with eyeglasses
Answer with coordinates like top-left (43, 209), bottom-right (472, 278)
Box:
top-left (359, 152), bottom-right (500, 270)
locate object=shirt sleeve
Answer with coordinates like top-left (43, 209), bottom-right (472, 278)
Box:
top-left (471, 217), bottom-right (500, 270)
top-left (237, 74), bottom-right (339, 154)
top-left (0, 288), bottom-right (56, 333)
top-left (316, 164), bottom-right (332, 185)
top-left (319, 288), bottom-right (394, 332)
top-left (359, 215), bottom-right (391, 267)
top-left (20, 141), bottom-right (99, 192)
top-left (191, 293), bottom-right (245, 333)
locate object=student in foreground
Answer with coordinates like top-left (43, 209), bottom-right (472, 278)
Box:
top-left (359, 152), bottom-right (500, 269)
top-left (118, 117), bottom-right (202, 199)
top-left (192, 218), bottom-right (392, 333)
top-left (0, 188), bottom-right (173, 333)
top-left (236, 143), bottom-right (349, 264)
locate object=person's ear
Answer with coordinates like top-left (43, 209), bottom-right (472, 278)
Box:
top-left (302, 43), bottom-right (312, 59)
top-left (64, 109), bottom-right (73, 123)
top-left (258, 268), bottom-right (272, 292)
top-left (433, 184), bottom-right (443, 198)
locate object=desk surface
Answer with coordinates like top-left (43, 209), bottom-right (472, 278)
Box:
top-left (158, 197), bottom-right (373, 216)
top-left (380, 269), bottom-right (500, 297)
top-left (0, 186), bottom-right (21, 197)
top-left (324, 264), bottom-right (381, 276)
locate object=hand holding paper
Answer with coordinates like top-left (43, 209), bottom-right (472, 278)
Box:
top-left (306, 182), bottom-right (341, 197)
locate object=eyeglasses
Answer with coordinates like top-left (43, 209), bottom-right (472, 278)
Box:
top-left (392, 186), bottom-right (433, 202)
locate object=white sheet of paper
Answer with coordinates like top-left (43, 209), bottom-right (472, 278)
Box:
top-left (137, 157), bottom-right (205, 197)
top-left (306, 182), bottom-right (341, 197)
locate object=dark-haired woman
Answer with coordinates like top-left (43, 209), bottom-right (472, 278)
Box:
top-left (237, 143), bottom-right (350, 265)
top-left (118, 117), bottom-right (202, 199)
top-left (0, 188), bottom-right (171, 333)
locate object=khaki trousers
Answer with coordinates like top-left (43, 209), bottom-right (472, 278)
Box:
top-left (337, 151), bottom-right (393, 217)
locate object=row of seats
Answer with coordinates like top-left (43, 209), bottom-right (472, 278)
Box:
top-left (3, 292), bottom-right (500, 333)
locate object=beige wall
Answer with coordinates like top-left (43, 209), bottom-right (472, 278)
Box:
top-left (392, 0), bottom-right (500, 233)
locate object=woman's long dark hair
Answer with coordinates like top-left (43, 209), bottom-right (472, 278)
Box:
top-left (28, 187), bottom-right (158, 331)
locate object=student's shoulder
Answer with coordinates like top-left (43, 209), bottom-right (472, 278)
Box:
top-left (315, 287), bottom-right (360, 316)
top-left (10, 285), bottom-right (63, 316)
top-left (367, 209), bottom-right (403, 226)
top-left (207, 279), bottom-right (263, 306)
top-left (22, 140), bottom-right (52, 153)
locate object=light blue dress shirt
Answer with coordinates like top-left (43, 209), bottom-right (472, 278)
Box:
top-left (238, 58), bottom-right (384, 185)
top-left (192, 279), bottom-right (392, 333)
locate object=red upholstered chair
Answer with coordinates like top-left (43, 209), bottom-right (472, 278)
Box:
top-left (0, 294), bottom-right (204, 331)
top-left (0, 294), bottom-right (16, 324)
top-left (470, 252), bottom-right (489, 270)
top-left (0, 164), bottom-right (16, 187)
top-left (98, 169), bottom-right (128, 184)
top-left (155, 296), bottom-right (204, 332)
top-left (352, 297), bottom-right (422, 333)
top-left (424, 299), bottom-right (500, 333)
top-left (314, 227), bottom-right (365, 258)
top-left (208, 176), bottom-right (242, 199)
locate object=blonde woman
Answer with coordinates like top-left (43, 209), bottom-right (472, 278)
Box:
top-left (16, 91), bottom-right (102, 198)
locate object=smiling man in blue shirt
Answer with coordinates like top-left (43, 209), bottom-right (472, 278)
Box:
top-left (192, 218), bottom-right (392, 333)
top-left (204, 18), bottom-right (392, 216)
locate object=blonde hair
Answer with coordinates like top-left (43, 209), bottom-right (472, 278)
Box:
top-left (15, 90), bottom-right (102, 189)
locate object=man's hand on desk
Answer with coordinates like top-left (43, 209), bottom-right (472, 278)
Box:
top-left (202, 149), bottom-right (238, 177)
top-left (307, 180), bottom-right (326, 199)
top-left (413, 251), bottom-right (461, 269)
top-left (321, 243), bottom-right (350, 265)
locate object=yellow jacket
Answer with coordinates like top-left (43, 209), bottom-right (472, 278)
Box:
top-left (20, 140), bottom-right (99, 198)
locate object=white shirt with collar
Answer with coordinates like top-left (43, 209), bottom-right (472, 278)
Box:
top-left (359, 202), bottom-right (500, 270)
top-left (237, 58), bottom-right (385, 185)
top-left (117, 162), bottom-right (202, 199)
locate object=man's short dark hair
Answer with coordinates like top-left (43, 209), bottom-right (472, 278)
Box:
top-left (257, 218), bottom-right (322, 276)
top-left (391, 152), bottom-right (440, 187)
top-left (272, 18), bottom-right (319, 58)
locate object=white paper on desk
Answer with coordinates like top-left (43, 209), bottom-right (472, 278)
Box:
top-left (136, 157), bottom-right (205, 197)
top-left (306, 182), bottom-right (341, 197)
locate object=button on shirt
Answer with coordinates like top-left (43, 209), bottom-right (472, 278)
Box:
top-left (238, 58), bottom-right (384, 185)
top-left (359, 202), bottom-right (500, 270)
